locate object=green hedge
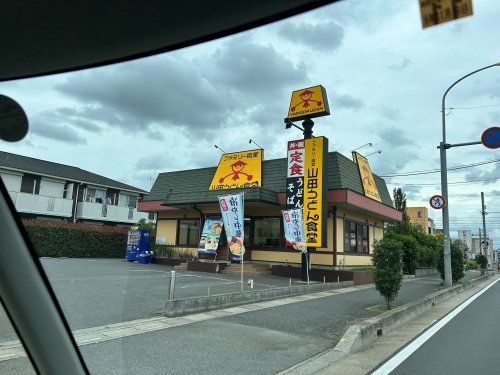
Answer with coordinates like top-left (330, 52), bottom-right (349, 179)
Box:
top-left (25, 224), bottom-right (128, 258)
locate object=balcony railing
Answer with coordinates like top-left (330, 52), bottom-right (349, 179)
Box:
top-left (76, 201), bottom-right (150, 223)
top-left (8, 191), bottom-right (73, 217)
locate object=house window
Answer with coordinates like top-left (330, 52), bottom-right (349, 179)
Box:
top-left (417, 211), bottom-right (422, 218)
top-left (253, 217), bottom-right (281, 248)
top-left (177, 220), bottom-right (200, 246)
top-left (148, 212), bottom-right (155, 220)
top-left (344, 220), bottom-right (369, 254)
top-left (86, 188), bottom-right (106, 203)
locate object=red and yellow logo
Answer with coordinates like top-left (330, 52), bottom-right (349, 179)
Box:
top-left (287, 85), bottom-right (330, 121)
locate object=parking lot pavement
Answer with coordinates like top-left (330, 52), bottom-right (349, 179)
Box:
top-left (0, 258), bottom-right (293, 343)
top-left (1, 269), bottom-right (481, 375)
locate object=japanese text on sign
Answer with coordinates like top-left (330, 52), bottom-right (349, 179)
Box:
top-left (286, 139), bottom-right (305, 210)
top-left (218, 193), bottom-right (245, 260)
top-left (210, 149), bottom-right (263, 190)
top-left (352, 152), bottom-right (381, 202)
top-left (282, 208), bottom-right (307, 253)
top-left (303, 137), bottom-right (327, 248)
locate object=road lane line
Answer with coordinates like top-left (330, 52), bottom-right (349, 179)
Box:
top-left (372, 277), bottom-right (500, 375)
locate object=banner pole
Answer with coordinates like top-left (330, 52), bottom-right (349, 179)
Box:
top-left (241, 191), bottom-right (245, 292)
top-left (306, 252), bottom-right (310, 285)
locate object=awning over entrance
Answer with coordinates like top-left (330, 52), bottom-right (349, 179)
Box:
top-left (161, 186), bottom-right (280, 207)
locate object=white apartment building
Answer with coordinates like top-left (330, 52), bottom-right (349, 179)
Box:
top-left (0, 151), bottom-right (154, 226)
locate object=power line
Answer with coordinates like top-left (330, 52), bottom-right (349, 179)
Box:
top-left (391, 177), bottom-right (499, 187)
top-left (380, 159), bottom-right (499, 178)
top-left (445, 103), bottom-right (500, 110)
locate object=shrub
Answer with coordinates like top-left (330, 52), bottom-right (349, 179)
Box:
top-left (475, 254), bottom-right (487, 273)
top-left (24, 223), bottom-right (127, 258)
top-left (385, 233), bottom-right (418, 275)
top-left (372, 238), bottom-right (403, 309)
top-left (437, 242), bottom-right (464, 283)
top-left (416, 245), bottom-right (438, 268)
top-left (154, 245), bottom-right (176, 258)
top-left (466, 259), bottom-right (477, 271)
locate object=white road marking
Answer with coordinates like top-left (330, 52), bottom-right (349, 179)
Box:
top-left (372, 277), bottom-right (500, 375)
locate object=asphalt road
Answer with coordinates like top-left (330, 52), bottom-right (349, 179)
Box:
top-left (381, 277), bottom-right (500, 375)
top-left (0, 258), bottom-right (292, 343)
top-left (1, 260), bottom-right (480, 375)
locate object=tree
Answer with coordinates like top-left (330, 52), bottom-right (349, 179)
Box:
top-left (475, 254), bottom-right (487, 275)
top-left (437, 242), bottom-right (464, 283)
top-left (372, 238), bottom-right (403, 309)
top-left (393, 187), bottom-right (410, 224)
top-left (385, 232), bottom-right (418, 275)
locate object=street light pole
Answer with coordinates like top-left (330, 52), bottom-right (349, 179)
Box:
top-left (440, 63), bottom-right (499, 287)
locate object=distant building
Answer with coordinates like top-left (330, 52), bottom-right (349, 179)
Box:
top-left (470, 235), bottom-right (494, 259)
top-left (407, 206), bottom-right (435, 234)
top-left (0, 151), bottom-right (153, 226)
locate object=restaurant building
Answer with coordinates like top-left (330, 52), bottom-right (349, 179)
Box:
top-left (139, 151), bottom-right (402, 267)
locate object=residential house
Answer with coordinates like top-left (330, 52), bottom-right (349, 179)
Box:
top-left (0, 151), bottom-right (153, 226)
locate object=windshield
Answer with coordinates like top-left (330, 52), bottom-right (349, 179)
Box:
top-left (0, 1), bottom-right (498, 374)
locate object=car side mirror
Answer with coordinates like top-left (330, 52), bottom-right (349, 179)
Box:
top-left (0, 94), bottom-right (29, 142)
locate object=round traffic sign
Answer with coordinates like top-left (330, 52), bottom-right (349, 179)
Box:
top-left (429, 195), bottom-right (446, 210)
top-left (481, 126), bottom-right (500, 149)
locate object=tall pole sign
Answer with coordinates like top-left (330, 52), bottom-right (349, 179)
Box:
top-left (284, 85), bottom-right (331, 281)
top-left (286, 140), bottom-right (305, 210)
top-left (303, 136), bottom-right (328, 248)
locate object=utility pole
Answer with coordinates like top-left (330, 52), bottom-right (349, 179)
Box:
top-left (481, 192), bottom-right (488, 259)
top-left (439, 63), bottom-right (499, 287)
top-left (478, 228), bottom-right (482, 255)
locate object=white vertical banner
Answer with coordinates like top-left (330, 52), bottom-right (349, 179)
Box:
top-left (282, 208), bottom-right (307, 253)
top-left (218, 193), bottom-right (245, 260)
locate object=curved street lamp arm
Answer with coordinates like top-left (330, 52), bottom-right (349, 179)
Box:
top-left (441, 62), bottom-right (499, 142)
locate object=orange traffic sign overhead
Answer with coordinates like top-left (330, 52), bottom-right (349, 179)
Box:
top-left (287, 85), bottom-right (330, 122)
top-left (419, 0), bottom-right (473, 29)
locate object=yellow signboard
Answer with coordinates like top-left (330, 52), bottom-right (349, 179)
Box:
top-left (303, 137), bottom-right (328, 248)
top-left (352, 152), bottom-right (381, 202)
top-left (419, 0), bottom-right (473, 29)
top-left (287, 85), bottom-right (330, 122)
top-left (209, 149), bottom-right (263, 190)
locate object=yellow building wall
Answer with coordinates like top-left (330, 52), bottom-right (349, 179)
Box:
top-left (156, 220), bottom-right (178, 245)
top-left (252, 250), bottom-right (301, 264)
top-left (337, 254), bottom-right (373, 266)
top-left (407, 207), bottom-right (428, 232)
top-left (155, 207), bottom-right (386, 267)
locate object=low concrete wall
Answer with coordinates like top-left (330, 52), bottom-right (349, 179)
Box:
top-left (335, 274), bottom-right (494, 361)
top-left (164, 281), bottom-right (353, 317)
top-left (415, 267), bottom-right (439, 278)
top-left (271, 265), bottom-right (373, 285)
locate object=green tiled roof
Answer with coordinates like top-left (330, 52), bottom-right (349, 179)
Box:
top-left (146, 151), bottom-right (393, 207)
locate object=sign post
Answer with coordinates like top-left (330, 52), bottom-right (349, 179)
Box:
top-left (285, 85), bottom-right (330, 281)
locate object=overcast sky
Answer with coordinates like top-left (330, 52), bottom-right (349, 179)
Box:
top-left (1, 0), bottom-right (499, 245)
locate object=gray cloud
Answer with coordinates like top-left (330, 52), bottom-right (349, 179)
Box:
top-left (278, 21), bottom-right (344, 51)
top-left (388, 59), bottom-right (411, 71)
top-left (335, 94), bottom-right (365, 110)
top-left (55, 37), bottom-right (307, 142)
top-left (465, 163), bottom-right (499, 183)
top-left (378, 126), bottom-right (414, 148)
top-left (30, 115), bottom-right (86, 144)
top-left (379, 106), bottom-right (401, 121)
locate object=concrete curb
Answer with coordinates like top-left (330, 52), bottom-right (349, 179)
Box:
top-left (280, 274), bottom-right (495, 374)
top-left (164, 281), bottom-right (353, 317)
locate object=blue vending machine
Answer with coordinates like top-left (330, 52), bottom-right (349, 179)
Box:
top-left (125, 228), bottom-right (150, 261)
